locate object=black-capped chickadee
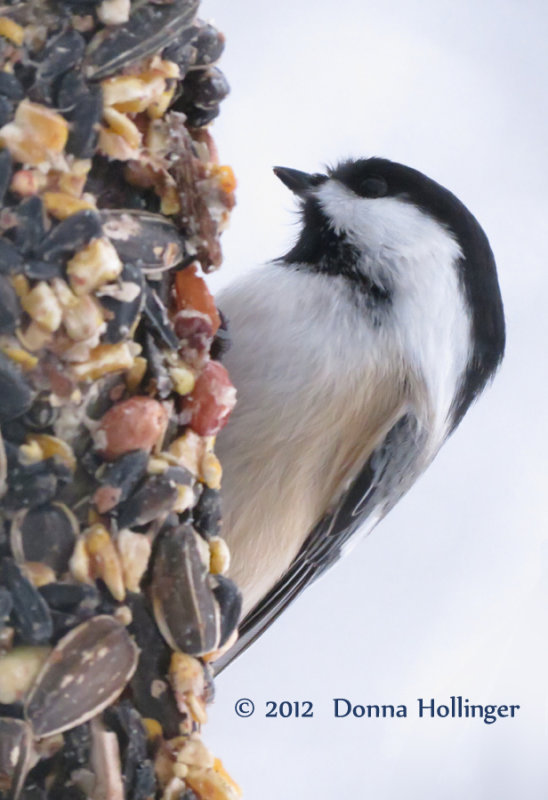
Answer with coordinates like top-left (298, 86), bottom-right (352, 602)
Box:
top-left (214, 157), bottom-right (505, 670)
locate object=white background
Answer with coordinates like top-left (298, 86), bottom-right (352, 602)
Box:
top-left (199, 1), bottom-right (548, 797)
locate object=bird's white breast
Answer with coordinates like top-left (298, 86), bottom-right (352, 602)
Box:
top-left (216, 265), bottom-right (412, 615)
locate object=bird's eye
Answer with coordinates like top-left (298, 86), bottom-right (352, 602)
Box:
top-left (359, 176), bottom-right (388, 198)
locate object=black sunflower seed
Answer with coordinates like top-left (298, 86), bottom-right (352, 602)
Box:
top-left (100, 209), bottom-right (187, 271)
top-left (12, 504), bottom-right (78, 573)
top-left (5, 458), bottom-right (71, 512)
top-left (181, 66), bottom-right (229, 109)
top-left (24, 616), bottom-right (139, 738)
top-left (192, 486), bottom-right (221, 540)
top-left (142, 283), bottom-right (179, 349)
top-left (179, 103), bottom-right (220, 128)
top-left (126, 593), bottom-right (181, 738)
top-left (192, 23), bottom-right (226, 67)
top-left (0, 71), bottom-right (24, 100)
top-left (151, 525), bottom-right (220, 655)
top-left (0, 352), bottom-right (32, 423)
top-left (0, 558), bottom-right (53, 645)
top-left (39, 582), bottom-right (99, 613)
top-left (21, 395), bottom-right (59, 432)
top-left (0, 273), bottom-right (20, 334)
top-left (15, 195), bottom-right (47, 256)
top-left (209, 573), bottom-right (242, 648)
top-left (116, 475), bottom-right (179, 528)
top-left (103, 701), bottom-right (156, 800)
top-left (0, 586), bottom-right (13, 622)
top-left (84, 0), bottom-right (200, 80)
top-left (0, 238), bottom-right (24, 275)
top-left (0, 717), bottom-right (33, 799)
top-left (99, 262), bottom-right (144, 344)
top-left (95, 449), bottom-right (149, 507)
top-left (58, 72), bottom-right (102, 159)
top-left (35, 29), bottom-right (86, 84)
top-left (162, 25), bottom-right (198, 77)
top-left (38, 210), bottom-right (102, 262)
top-left (0, 95), bottom-right (13, 129)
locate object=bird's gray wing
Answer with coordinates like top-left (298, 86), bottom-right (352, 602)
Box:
top-left (213, 413), bottom-right (427, 674)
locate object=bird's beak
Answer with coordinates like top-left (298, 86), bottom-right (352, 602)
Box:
top-left (273, 166), bottom-right (326, 197)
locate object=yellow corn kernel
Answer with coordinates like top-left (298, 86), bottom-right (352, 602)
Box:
top-left (0, 17), bottom-right (24, 45)
top-left (66, 237), bottom-right (122, 295)
top-left (84, 523), bottom-right (125, 602)
top-left (173, 484), bottom-right (194, 513)
top-left (168, 431), bottom-right (204, 476)
top-left (0, 647), bottom-right (51, 705)
top-left (70, 342), bottom-right (134, 381)
top-left (97, 0), bottom-right (130, 25)
top-left (212, 165), bottom-right (237, 194)
top-left (18, 440), bottom-right (43, 464)
top-left (25, 434), bottom-right (76, 471)
top-left (43, 192), bottom-right (95, 220)
top-left (186, 692), bottom-right (208, 726)
top-left (147, 85), bottom-right (176, 120)
top-left (0, 100), bottom-right (68, 166)
top-left (209, 537), bottom-right (230, 575)
top-left (213, 759), bottom-right (243, 799)
top-left (101, 75), bottom-right (165, 113)
top-left (102, 107), bottom-right (142, 148)
top-left (142, 718), bottom-right (162, 741)
top-left (124, 355), bottom-right (147, 392)
top-left (69, 537), bottom-right (92, 584)
top-left (16, 321), bottom-right (52, 352)
top-left (201, 451), bottom-right (222, 490)
top-left (62, 295), bottom-right (105, 342)
top-left (23, 562), bottom-right (56, 587)
top-left (169, 365), bottom-right (195, 396)
top-left (21, 282), bottom-right (62, 332)
top-left (186, 764), bottom-right (241, 800)
top-left (116, 528), bottom-right (151, 593)
top-left (0, 346), bottom-right (38, 370)
top-left (160, 185), bottom-right (181, 215)
top-left (11, 273), bottom-right (29, 298)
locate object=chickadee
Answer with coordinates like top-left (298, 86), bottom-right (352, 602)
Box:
top-left (214, 157), bottom-right (505, 670)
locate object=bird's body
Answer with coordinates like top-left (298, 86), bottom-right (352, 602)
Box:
top-left (214, 158), bottom-right (505, 667)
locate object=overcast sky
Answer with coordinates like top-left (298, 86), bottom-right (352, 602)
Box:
top-left (200, 1), bottom-right (548, 797)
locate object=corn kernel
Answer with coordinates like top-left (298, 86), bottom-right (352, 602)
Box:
top-left (142, 718), bottom-right (162, 741)
top-left (212, 165), bottom-right (237, 194)
top-left (124, 355), bottom-right (147, 392)
top-left (70, 342), bottom-right (134, 381)
top-left (43, 192), bottom-right (95, 220)
top-left (21, 282), bottom-right (62, 332)
top-left (116, 528), bottom-right (151, 593)
top-left (0, 17), bottom-right (24, 45)
top-left (11, 274), bottom-right (29, 298)
top-left (209, 537), bottom-right (230, 575)
top-left (16, 321), bottom-right (52, 352)
top-left (103, 107), bottom-right (142, 148)
top-left (160, 185), bottom-right (181, 215)
top-left (67, 238), bottom-right (122, 295)
top-left (169, 365), bottom-right (195, 395)
top-left (69, 537), bottom-right (92, 585)
top-left (0, 100), bottom-right (68, 166)
top-left (62, 295), bottom-right (105, 342)
top-left (25, 434), bottom-right (76, 471)
top-left (23, 562), bottom-right (56, 587)
top-left (173, 484), bottom-right (194, 513)
top-left (201, 451), bottom-right (222, 490)
top-left (0, 346), bottom-right (38, 370)
top-left (84, 523), bottom-right (125, 602)
top-left (97, 0), bottom-right (130, 25)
